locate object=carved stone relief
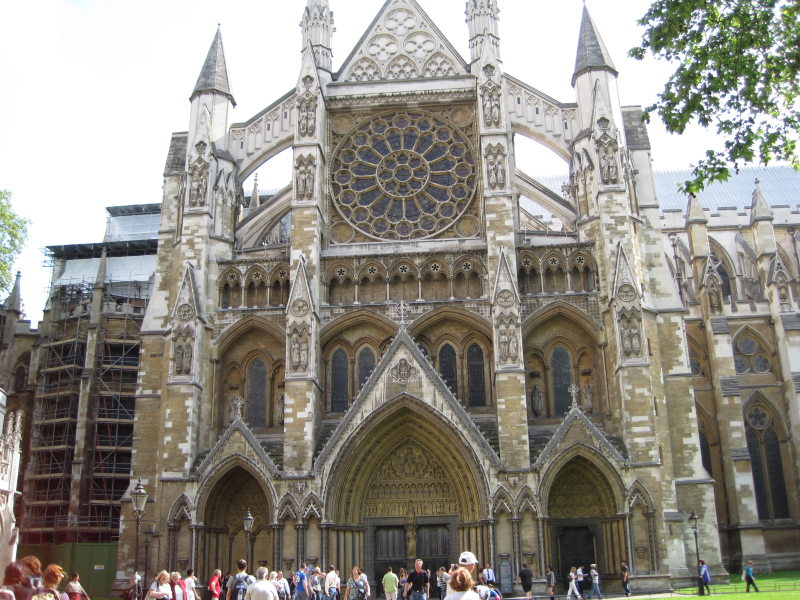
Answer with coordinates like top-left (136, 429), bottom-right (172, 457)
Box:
top-left (481, 81), bottom-right (502, 128)
top-left (173, 325), bottom-right (194, 375)
top-left (485, 143), bottom-right (506, 189)
top-left (297, 91), bottom-right (317, 138)
top-left (295, 155), bottom-right (316, 200)
top-left (390, 358), bottom-right (417, 385)
top-left (189, 162), bottom-right (209, 207)
top-left (618, 309), bottom-right (643, 358)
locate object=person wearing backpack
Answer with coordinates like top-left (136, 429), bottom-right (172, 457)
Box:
top-left (35, 565), bottom-right (68, 600)
top-left (226, 561), bottom-right (256, 600)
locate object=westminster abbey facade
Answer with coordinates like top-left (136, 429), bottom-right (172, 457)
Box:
top-left (3, 0), bottom-right (800, 594)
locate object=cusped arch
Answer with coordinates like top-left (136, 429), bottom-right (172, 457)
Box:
top-left (516, 485), bottom-right (539, 516)
top-left (276, 493), bottom-right (300, 522)
top-left (410, 306), bottom-right (493, 340)
top-left (491, 487), bottom-right (514, 517)
top-left (195, 456), bottom-right (278, 521)
top-left (523, 300), bottom-right (601, 338)
top-left (300, 494), bottom-right (324, 522)
top-left (627, 479), bottom-right (656, 512)
top-left (539, 443), bottom-right (625, 517)
top-left (217, 316), bottom-right (286, 356)
top-left (322, 394), bottom-right (491, 524)
top-left (167, 492), bottom-right (195, 525)
top-left (320, 309), bottom-right (397, 346)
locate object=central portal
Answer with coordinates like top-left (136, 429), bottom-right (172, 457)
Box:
top-left (369, 518), bottom-right (455, 597)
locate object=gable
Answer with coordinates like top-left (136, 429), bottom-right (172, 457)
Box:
top-left (338, 0), bottom-right (467, 82)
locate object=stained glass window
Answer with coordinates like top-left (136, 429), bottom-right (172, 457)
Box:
top-left (439, 344), bottom-right (457, 395)
top-left (247, 359), bottom-right (267, 427)
top-left (552, 345), bottom-right (572, 415)
top-left (331, 349), bottom-right (349, 412)
top-left (358, 348), bottom-right (375, 389)
top-left (467, 344), bottom-right (486, 407)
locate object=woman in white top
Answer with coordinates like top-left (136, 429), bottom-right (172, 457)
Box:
top-left (443, 568), bottom-right (478, 600)
top-left (148, 572), bottom-right (172, 600)
top-left (566, 567), bottom-right (581, 600)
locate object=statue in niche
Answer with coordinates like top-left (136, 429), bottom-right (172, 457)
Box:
top-left (532, 384), bottom-right (544, 416)
top-left (487, 156), bottom-right (497, 188)
top-left (600, 148), bottom-right (619, 184)
top-left (507, 333), bottom-right (518, 362)
top-left (496, 156), bottom-right (506, 187)
top-left (708, 281), bottom-right (723, 314)
top-left (778, 280), bottom-right (790, 309)
top-left (189, 169), bottom-right (208, 207)
top-left (182, 342), bottom-right (193, 374)
top-left (274, 393), bottom-right (285, 426)
top-left (498, 334), bottom-right (509, 361)
top-left (296, 163), bottom-right (315, 199)
top-left (299, 338), bottom-right (309, 370)
top-left (482, 89), bottom-right (501, 127)
top-left (298, 96), bottom-right (316, 137)
top-left (290, 334), bottom-right (301, 370)
top-left (582, 382), bottom-right (593, 413)
top-left (174, 344), bottom-right (184, 374)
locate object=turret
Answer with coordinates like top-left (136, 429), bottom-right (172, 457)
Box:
top-left (572, 7), bottom-right (621, 131)
top-left (465, 0), bottom-right (500, 65)
top-left (301, 0), bottom-right (334, 71)
top-left (188, 27), bottom-right (235, 153)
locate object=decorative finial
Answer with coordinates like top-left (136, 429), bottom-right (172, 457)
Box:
top-left (754, 177), bottom-right (760, 188)
top-left (568, 383), bottom-right (580, 408)
top-left (232, 395), bottom-right (244, 420)
top-left (217, 23), bottom-right (221, 31)
top-left (390, 300), bottom-right (411, 331)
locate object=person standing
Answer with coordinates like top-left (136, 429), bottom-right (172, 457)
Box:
top-left (517, 564), bottom-right (532, 599)
top-left (585, 565), bottom-right (602, 600)
top-left (619, 562), bottom-right (630, 598)
top-left (343, 568), bottom-right (369, 600)
top-left (404, 560), bottom-right (429, 600)
top-left (227, 561), bottom-right (256, 600)
top-left (435, 569), bottom-right (449, 600)
top-left (698, 561), bottom-right (711, 595)
top-left (479, 566), bottom-right (495, 588)
top-left (575, 567), bottom-right (584, 597)
top-left (275, 573), bottom-right (291, 600)
top-left (566, 567), bottom-right (581, 600)
top-left (65, 573), bottom-right (90, 600)
top-left (442, 568), bottom-right (478, 600)
top-left (294, 566), bottom-right (310, 600)
top-left (545, 566), bottom-right (555, 600)
top-left (311, 569), bottom-right (323, 600)
top-left (170, 572), bottom-right (188, 600)
top-left (324, 567), bottom-right (339, 600)
top-left (185, 571), bottom-right (201, 600)
top-left (148, 571), bottom-right (172, 600)
top-left (743, 561), bottom-right (758, 593)
top-left (246, 568), bottom-right (278, 600)
top-left (382, 568), bottom-right (398, 600)
top-left (446, 553), bottom-right (478, 596)
top-left (209, 571), bottom-right (222, 600)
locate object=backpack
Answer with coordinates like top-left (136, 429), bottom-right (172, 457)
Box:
top-left (33, 590), bottom-right (59, 600)
top-left (354, 580), bottom-right (367, 600)
top-left (231, 575), bottom-right (250, 600)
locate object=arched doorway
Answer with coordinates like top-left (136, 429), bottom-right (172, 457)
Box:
top-left (196, 466), bottom-right (273, 576)
top-left (325, 399), bottom-right (488, 592)
top-left (545, 456), bottom-right (624, 582)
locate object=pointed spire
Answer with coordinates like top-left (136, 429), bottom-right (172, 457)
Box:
top-left (191, 27), bottom-right (236, 107)
top-left (251, 174), bottom-right (259, 209)
top-left (301, 0), bottom-right (334, 71)
top-left (750, 178), bottom-right (773, 223)
top-left (572, 6), bottom-right (617, 85)
top-left (686, 193), bottom-right (707, 225)
top-left (466, 0), bottom-right (501, 63)
top-left (4, 272), bottom-right (21, 314)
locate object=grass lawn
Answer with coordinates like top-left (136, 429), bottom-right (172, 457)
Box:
top-left (674, 569), bottom-right (800, 595)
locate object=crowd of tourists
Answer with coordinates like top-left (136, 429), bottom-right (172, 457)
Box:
top-left (0, 556), bottom-right (90, 600)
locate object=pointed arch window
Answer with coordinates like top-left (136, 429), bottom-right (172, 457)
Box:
top-left (439, 344), bottom-right (457, 395)
top-left (745, 404), bottom-right (790, 519)
top-left (246, 359), bottom-right (268, 428)
top-left (357, 347), bottom-right (375, 389)
top-left (710, 249), bottom-right (734, 299)
top-left (331, 349), bottom-right (349, 412)
top-left (467, 344), bottom-right (486, 407)
top-left (698, 429), bottom-right (712, 477)
top-left (551, 345), bottom-right (573, 415)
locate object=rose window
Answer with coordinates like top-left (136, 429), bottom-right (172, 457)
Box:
top-left (331, 111), bottom-right (476, 240)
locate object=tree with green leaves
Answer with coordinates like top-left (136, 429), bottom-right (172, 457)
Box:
top-left (0, 190), bottom-right (29, 294)
top-left (630, 0), bottom-right (800, 192)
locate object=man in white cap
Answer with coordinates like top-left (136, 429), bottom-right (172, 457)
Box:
top-left (585, 564), bottom-right (602, 600)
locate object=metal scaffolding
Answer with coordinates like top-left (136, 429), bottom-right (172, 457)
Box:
top-left (23, 271), bottom-right (150, 544)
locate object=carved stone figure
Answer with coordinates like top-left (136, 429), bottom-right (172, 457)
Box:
top-left (190, 169), bottom-right (208, 207)
top-left (708, 281), bottom-right (723, 314)
top-left (274, 393), bottom-right (285, 426)
top-left (532, 384), bottom-right (544, 416)
top-left (600, 148), bottom-right (619, 184)
top-left (299, 338), bottom-right (309, 370)
top-left (174, 344), bottom-right (184, 374)
top-left (298, 95), bottom-right (317, 137)
top-left (231, 395), bottom-right (244, 421)
top-left (482, 90), bottom-right (501, 127)
top-left (582, 382), bottom-right (593, 413)
top-left (498, 334), bottom-right (509, 361)
top-left (507, 333), bottom-right (518, 362)
top-left (182, 342), bottom-right (192, 374)
top-left (291, 334), bottom-right (301, 369)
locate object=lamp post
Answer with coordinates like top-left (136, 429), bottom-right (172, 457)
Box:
top-left (689, 512), bottom-right (702, 596)
top-left (243, 509), bottom-right (255, 565)
top-left (131, 480), bottom-right (149, 600)
top-left (144, 525), bottom-right (155, 591)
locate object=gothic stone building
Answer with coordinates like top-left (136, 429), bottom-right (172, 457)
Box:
top-left (4, 0), bottom-right (800, 594)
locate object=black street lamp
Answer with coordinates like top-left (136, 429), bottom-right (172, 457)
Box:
top-left (131, 480), bottom-right (149, 600)
top-left (689, 512), bottom-right (702, 596)
top-left (243, 509), bottom-right (255, 564)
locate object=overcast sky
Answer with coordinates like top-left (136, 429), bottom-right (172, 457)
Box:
top-left (0, 0), bottom-right (716, 322)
